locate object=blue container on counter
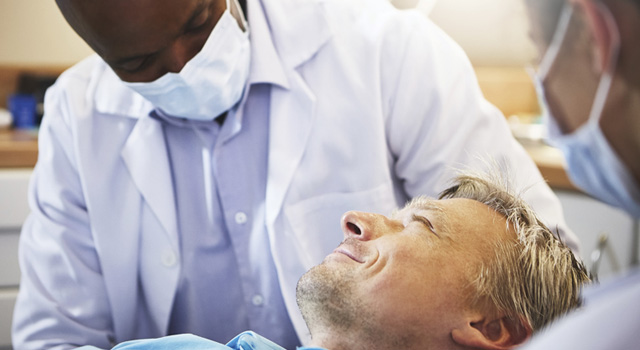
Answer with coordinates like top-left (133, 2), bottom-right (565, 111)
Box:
top-left (8, 93), bottom-right (37, 129)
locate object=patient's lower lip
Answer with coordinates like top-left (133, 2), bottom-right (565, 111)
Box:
top-left (334, 247), bottom-right (363, 263)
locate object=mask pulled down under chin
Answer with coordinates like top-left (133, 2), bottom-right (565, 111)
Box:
top-left (123, 0), bottom-right (251, 121)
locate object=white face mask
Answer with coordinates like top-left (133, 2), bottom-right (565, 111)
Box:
top-left (124, 0), bottom-right (250, 121)
top-left (530, 2), bottom-right (640, 217)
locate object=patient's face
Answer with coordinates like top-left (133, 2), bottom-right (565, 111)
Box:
top-left (297, 197), bottom-right (513, 348)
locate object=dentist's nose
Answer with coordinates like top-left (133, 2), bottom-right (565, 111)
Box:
top-left (162, 39), bottom-right (199, 74)
top-left (341, 211), bottom-right (387, 240)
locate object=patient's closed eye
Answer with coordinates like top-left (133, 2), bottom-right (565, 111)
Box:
top-left (412, 214), bottom-right (439, 238)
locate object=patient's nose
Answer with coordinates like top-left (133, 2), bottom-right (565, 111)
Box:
top-left (341, 211), bottom-right (385, 240)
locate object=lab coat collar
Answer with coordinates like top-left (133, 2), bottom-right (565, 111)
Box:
top-left (92, 62), bottom-right (154, 118)
top-left (92, 0), bottom-right (331, 118)
top-left (249, 0), bottom-right (332, 225)
top-left (258, 0), bottom-right (332, 70)
top-left (246, 0), bottom-right (288, 88)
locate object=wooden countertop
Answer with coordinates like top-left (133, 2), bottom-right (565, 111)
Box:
top-left (0, 128), bottom-right (578, 191)
top-left (0, 129), bottom-right (38, 168)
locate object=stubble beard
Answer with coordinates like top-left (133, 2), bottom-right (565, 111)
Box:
top-left (296, 261), bottom-right (418, 350)
top-left (296, 262), bottom-right (361, 334)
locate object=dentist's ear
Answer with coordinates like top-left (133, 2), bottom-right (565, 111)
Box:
top-left (451, 314), bottom-right (532, 349)
top-left (572, 0), bottom-right (619, 73)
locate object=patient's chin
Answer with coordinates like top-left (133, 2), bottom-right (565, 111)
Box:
top-left (296, 265), bottom-right (422, 349)
top-left (296, 263), bottom-right (360, 333)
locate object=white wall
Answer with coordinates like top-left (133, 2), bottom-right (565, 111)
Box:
top-left (0, 0), bottom-right (535, 67)
top-left (393, 0), bottom-right (537, 66)
top-left (429, 0), bottom-right (537, 66)
top-left (0, 0), bottom-right (93, 66)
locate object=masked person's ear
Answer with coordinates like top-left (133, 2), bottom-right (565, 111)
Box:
top-left (573, 0), bottom-right (620, 74)
top-left (450, 313), bottom-right (532, 350)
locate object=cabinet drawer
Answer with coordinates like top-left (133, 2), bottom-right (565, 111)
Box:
top-left (0, 288), bottom-right (18, 349)
top-left (0, 231), bottom-right (20, 287)
top-left (555, 190), bottom-right (638, 279)
top-left (0, 169), bottom-right (31, 228)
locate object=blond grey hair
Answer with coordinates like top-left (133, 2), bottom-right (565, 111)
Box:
top-left (438, 170), bottom-right (590, 332)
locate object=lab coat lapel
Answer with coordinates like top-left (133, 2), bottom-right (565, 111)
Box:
top-left (121, 114), bottom-right (179, 249)
top-left (265, 73), bottom-right (316, 225)
top-left (261, 0), bottom-right (331, 225)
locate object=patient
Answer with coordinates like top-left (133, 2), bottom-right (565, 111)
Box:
top-left (82, 171), bottom-right (589, 350)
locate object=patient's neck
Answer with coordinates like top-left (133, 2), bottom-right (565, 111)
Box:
top-left (307, 329), bottom-right (436, 350)
top-left (307, 329), bottom-right (357, 350)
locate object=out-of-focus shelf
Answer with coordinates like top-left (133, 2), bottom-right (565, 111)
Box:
top-left (0, 66), bottom-right (577, 190)
top-left (475, 66), bottom-right (540, 119)
top-left (0, 129), bottom-right (38, 168)
top-left (473, 66), bottom-right (579, 193)
top-left (0, 128), bottom-right (579, 191)
top-left (524, 143), bottom-right (578, 192)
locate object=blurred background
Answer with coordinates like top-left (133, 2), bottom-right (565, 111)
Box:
top-left (0, 0), bottom-right (637, 348)
top-left (0, 0), bottom-right (536, 67)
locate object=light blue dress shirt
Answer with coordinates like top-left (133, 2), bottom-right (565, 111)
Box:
top-left (153, 2), bottom-right (299, 346)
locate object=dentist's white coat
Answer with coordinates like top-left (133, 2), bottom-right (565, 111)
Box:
top-left (12, 0), bottom-right (578, 348)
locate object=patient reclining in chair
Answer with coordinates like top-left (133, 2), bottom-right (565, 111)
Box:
top-left (82, 170), bottom-right (590, 350)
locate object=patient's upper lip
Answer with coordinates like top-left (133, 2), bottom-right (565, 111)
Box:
top-left (334, 245), bottom-right (364, 263)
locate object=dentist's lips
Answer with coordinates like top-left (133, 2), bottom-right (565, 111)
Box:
top-left (333, 246), bottom-right (364, 263)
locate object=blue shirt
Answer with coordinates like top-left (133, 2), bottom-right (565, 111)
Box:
top-left (159, 0), bottom-right (298, 347)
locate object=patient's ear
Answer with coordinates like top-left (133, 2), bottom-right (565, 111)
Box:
top-left (451, 314), bottom-right (532, 349)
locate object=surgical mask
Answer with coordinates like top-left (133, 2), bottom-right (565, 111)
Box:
top-left (530, 2), bottom-right (640, 217)
top-left (124, 0), bottom-right (250, 121)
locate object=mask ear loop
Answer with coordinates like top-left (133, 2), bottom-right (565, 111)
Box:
top-left (228, 0), bottom-right (249, 32)
top-left (585, 1), bottom-right (621, 126)
top-left (537, 3), bottom-right (574, 81)
top-left (525, 3), bottom-right (573, 137)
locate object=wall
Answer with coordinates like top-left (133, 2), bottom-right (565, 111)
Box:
top-left (430, 0), bottom-right (537, 66)
top-left (394, 0), bottom-right (537, 66)
top-left (0, 0), bottom-right (535, 67)
top-left (0, 0), bottom-right (93, 67)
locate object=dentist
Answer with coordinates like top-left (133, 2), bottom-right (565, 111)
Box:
top-left (524, 0), bottom-right (640, 348)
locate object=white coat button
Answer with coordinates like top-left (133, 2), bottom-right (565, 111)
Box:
top-left (162, 251), bottom-right (177, 267)
top-left (235, 211), bottom-right (248, 224)
top-left (252, 294), bottom-right (264, 306)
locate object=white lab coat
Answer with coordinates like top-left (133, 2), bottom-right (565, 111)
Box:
top-left (12, 0), bottom-right (578, 348)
